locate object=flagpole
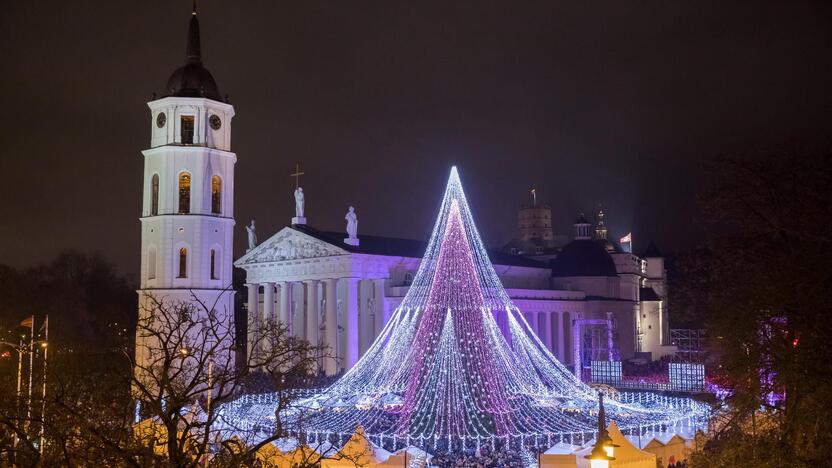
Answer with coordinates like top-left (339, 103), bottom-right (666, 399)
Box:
top-left (38, 315), bottom-right (48, 454)
top-left (13, 336), bottom-right (23, 452)
top-left (25, 316), bottom-right (34, 437)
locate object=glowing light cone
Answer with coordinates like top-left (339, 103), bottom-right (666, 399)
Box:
top-left (220, 167), bottom-right (709, 450)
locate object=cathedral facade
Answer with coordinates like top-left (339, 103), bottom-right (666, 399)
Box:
top-left (237, 203), bottom-right (674, 376)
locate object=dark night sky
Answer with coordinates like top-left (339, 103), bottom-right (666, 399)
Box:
top-left (1, 1), bottom-right (830, 281)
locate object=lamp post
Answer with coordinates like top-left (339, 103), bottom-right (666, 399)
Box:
top-left (38, 315), bottom-right (48, 454)
top-left (586, 442), bottom-right (615, 468)
top-left (585, 392), bottom-right (617, 468)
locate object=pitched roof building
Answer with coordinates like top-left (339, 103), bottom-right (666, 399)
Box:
top-left (236, 192), bottom-right (675, 376)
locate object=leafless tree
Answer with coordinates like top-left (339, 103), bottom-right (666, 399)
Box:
top-left (1, 288), bottom-right (369, 467)
top-left (677, 147), bottom-right (832, 467)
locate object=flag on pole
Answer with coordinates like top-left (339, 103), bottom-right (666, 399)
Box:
top-left (39, 316), bottom-right (48, 333)
top-left (620, 232), bottom-right (632, 253)
top-left (20, 316), bottom-right (34, 328)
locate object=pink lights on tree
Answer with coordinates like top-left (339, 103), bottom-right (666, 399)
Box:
top-left (399, 198), bottom-right (512, 438)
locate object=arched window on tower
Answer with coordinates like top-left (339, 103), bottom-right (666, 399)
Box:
top-left (211, 175), bottom-right (222, 214)
top-left (210, 249), bottom-right (218, 280)
top-left (178, 248), bottom-right (188, 278)
top-left (147, 246), bottom-right (157, 280)
top-left (151, 174), bottom-right (159, 216)
top-left (178, 172), bottom-right (191, 214)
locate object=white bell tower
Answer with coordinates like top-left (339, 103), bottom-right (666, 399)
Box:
top-left (136, 7), bottom-right (236, 372)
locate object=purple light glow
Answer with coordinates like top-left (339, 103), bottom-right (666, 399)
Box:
top-left (399, 199), bottom-right (512, 437)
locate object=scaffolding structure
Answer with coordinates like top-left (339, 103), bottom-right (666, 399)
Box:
top-left (670, 328), bottom-right (706, 363)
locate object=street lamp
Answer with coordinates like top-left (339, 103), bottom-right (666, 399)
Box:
top-left (596, 393), bottom-right (619, 457)
top-left (585, 443), bottom-right (615, 468)
top-left (585, 392), bottom-right (617, 468)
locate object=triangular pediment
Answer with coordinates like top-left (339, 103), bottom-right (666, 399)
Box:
top-left (235, 227), bottom-right (350, 266)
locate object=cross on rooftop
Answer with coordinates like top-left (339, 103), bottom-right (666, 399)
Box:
top-left (290, 163), bottom-right (305, 188)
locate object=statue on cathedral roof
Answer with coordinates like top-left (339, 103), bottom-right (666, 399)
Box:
top-left (245, 220), bottom-right (257, 251)
top-left (345, 206), bottom-right (358, 240)
top-left (294, 187), bottom-right (305, 218)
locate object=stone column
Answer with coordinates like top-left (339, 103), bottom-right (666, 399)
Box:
top-left (246, 283), bottom-right (259, 360)
top-left (559, 311), bottom-right (568, 364)
top-left (261, 283), bottom-right (275, 358)
top-left (523, 311), bottom-right (535, 336)
top-left (373, 279), bottom-right (387, 337)
top-left (292, 283), bottom-right (304, 339)
top-left (542, 311), bottom-right (553, 352)
top-left (262, 282), bottom-right (275, 324)
top-left (278, 281), bottom-right (290, 326)
top-left (552, 311), bottom-right (563, 363)
top-left (529, 311), bottom-right (539, 338)
top-left (359, 281), bottom-right (373, 356)
top-left (323, 278), bottom-right (338, 376)
top-left (342, 278), bottom-right (360, 370)
top-left (305, 280), bottom-right (320, 347)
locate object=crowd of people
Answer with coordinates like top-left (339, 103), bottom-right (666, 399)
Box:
top-left (622, 355), bottom-right (673, 379)
top-left (621, 374), bottom-right (669, 386)
top-left (429, 445), bottom-right (526, 468)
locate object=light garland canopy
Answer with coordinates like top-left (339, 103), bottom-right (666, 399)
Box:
top-left (220, 167), bottom-right (709, 450)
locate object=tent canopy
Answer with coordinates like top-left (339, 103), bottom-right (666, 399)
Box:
top-left (322, 425), bottom-right (392, 468)
top-left (540, 422), bottom-right (657, 468)
top-left (606, 422), bottom-right (656, 466)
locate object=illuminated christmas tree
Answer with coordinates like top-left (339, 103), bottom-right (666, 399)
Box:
top-left (222, 167), bottom-right (708, 450)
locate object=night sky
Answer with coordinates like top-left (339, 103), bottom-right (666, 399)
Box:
top-left (1, 1), bottom-right (830, 281)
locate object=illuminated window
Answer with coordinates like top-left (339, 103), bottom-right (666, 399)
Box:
top-left (211, 175), bottom-right (222, 214)
top-left (181, 115), bottom-right (194, 144)
top-left (148, 246), bottom-right (157, 279)
top-left (178, 172), bottom-right (191, 214)
top-left (210, 249), bottom-right (218, 279)
top-left (151, 174), bottom-right (159, 216)
top-left (178, 248), bottom-right (188, 278)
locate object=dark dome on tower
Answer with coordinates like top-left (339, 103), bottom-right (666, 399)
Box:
top-left (164, 10), bottom-right (222, 101)
top-left (550, 239), bottom-right (618, 277)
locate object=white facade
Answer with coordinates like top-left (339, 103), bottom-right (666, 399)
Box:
top-left (136, 95), bottom-right (237, 371)
top-left (638, 253), bottom-right (673, 357)
top-left (236, 224), bottom-right (674, 376)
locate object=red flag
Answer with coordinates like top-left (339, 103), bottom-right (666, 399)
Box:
top-left (20, 315), bottom-right (34, 328)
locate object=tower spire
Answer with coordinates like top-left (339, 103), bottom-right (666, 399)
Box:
top-left (595, 205), bottom-right (608, 240)
top-left (185, 2), bottom-right (202, 64)
top-left (163, 3), bottom-right (221, 100)
top-left (574, 212), bottom-right (591, 240)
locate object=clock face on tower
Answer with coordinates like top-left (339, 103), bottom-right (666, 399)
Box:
top-left (209, 114), bottom-right (222, 130)
top-left (156, 112), bottom-right (166, 128)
